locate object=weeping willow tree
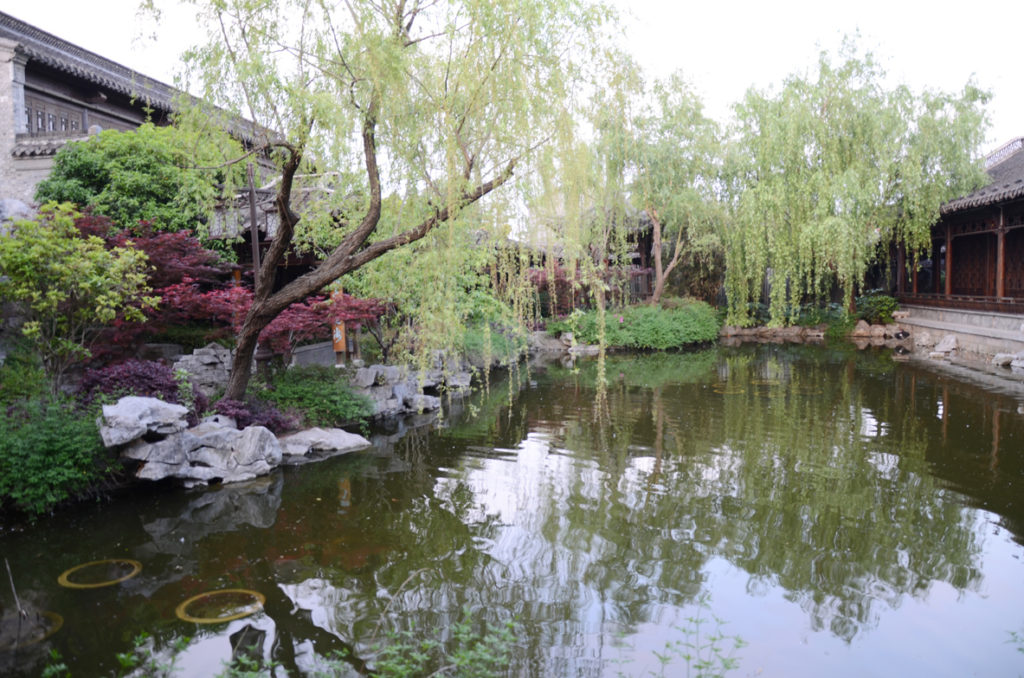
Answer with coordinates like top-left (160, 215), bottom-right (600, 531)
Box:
top-left (167, 0), bottom-right (613, 399)
top-left (723, 41), bottom-right (990, 326)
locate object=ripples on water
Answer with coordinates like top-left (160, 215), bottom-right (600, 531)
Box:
top-left (2, 344), bottom-right (1024, 676)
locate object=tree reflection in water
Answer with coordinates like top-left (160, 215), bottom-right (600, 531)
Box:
top-left (2, 345), bottom-right (1024, 677)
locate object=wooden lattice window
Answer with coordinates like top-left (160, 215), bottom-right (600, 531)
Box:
top-left (23, 94), bottom-right (85, 137)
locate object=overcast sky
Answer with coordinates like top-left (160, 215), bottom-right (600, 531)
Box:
top-left (4, 0), bottom-right (1021, 153)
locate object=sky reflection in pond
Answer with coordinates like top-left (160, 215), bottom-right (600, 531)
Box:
top-left (2, 344), bottom-right (1024, 676)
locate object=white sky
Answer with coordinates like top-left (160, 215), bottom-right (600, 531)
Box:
top-left (3, 0), bottom-right (1021, 154)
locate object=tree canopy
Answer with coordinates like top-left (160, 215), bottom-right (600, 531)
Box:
top-left (723, 43), bottom-right (989, 326)
top-left (0, 204), bottom-right (155, 391)
top-left (168, 0), bottom-right (612, 399)
top-left (628, 73), bottom-right (723, 304)
top-left (34, 123), bottom-right (241, 242)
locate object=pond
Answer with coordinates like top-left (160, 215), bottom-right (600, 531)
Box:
top-left (2, 344), bottom-right (1024, 676)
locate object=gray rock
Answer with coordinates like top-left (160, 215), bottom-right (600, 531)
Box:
top-left (120, 417), bottom-right (281, 485)
top-left (868, 324), bottom-right (886, 339)
top-left (934, 334), bottom-right (958, 353)
top-left (992, 353), bottom-right (1015, 367)
top-left (379, 365), bottom-right (406, 384)
top-left (559, 332), bottom-right (575, 347)
top-left (392, 378), bottom-right (416, 404)
top-left (123, 433), bottom-right (196, 466)
top-left (928, 351), bottom-right (948, 360)
top-left (278, 427), bottom-right (371, 459)
top-left (446, 371), bottom-right (473, 389)
top-left (99, 396), bottom-right (189, 447)
top-left (173, 343), bottom-right (233, 397)
top-left (568, 344), bottom-right (601, 356)
top-left (529, 330), bottom-right (567, 352)
top-left (405, 394), bottom-right (441, 411)
top-left (352, 366), bottom-right (379, 388)
top-left (914, 330), bottom-right (935, 349)
top-left (850, 320), bottom-right (872, 337)
top-left (200, 414), bottom-right (237, 429)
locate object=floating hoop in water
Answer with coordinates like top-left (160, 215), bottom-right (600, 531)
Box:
top-left (58, 559), bottom-right (142, 589)
top-left (175, 589), bottom-right (266, 624)
top-left (750, 379), bottom-right (781, 386)
top-left (712, 383), bottom-right (746, 395)
top-left (0, 610), bottom-right (63, 650)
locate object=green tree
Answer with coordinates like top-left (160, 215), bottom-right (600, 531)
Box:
top-left (723, 41), bottom-right (989, 326)
top-left (169, 0), bottom-right (612, 400)
top-left (630, 74), bottom-right (723, 305)
top-left (0, 204), bottom-right (155, 391)
top-left (34, 123), bottom-right (241, 241)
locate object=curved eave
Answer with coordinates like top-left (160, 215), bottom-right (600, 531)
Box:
top-left (941, 180), bottom-right (1024, 215)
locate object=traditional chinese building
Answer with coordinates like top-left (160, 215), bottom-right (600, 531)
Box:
top-left (895, 138), bottom-right (1024, 357)
top-left (0, 10), bottom-right (177, 204)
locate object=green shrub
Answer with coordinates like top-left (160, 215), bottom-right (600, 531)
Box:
top-left (856, 291), bottom-right (898, 325)
top-left (0, 344), bottom-right (48, 405)
top-left (545, 301), bottom-right (720, 350)
top-left (257, 365), bottom-right (374, 427)
top-left (0, 397), bottom-right (115, 516)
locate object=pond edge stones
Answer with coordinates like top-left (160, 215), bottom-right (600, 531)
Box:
top-left (99, 396), bottom-right (370, 487)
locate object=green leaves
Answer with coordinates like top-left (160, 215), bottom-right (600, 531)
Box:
top-left (724, 40), bottom-right (989, 326)
top-left (34, 123), bottom-right (242, 245)
top-left (0, 204), bottom-right (156, 391)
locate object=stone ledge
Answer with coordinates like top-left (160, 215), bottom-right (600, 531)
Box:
top-left (899, 316), bottom-right (1024, 343)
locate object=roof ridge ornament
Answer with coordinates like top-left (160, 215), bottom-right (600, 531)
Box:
top-left (985, 137), bottom-right (1024, 169)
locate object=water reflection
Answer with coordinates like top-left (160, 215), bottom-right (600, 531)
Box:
top-left (2, 345), bottom-right (1024, 676)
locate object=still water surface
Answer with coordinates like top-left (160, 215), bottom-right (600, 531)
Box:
top-left (2, 344), bottom-right (1024, 676)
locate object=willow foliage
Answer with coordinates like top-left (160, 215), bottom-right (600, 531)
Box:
top-left (724, 42), bottom-right (989, 326)
top-left (163, 0), bottom-right (614, 398)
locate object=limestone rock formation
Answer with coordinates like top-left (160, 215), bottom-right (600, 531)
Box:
top-left (278, 426), bottom-right (371, 460)
top-left (99, 396), bottom-right (189, 447)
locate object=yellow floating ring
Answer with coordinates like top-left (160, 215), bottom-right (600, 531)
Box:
top-left (750, 379), bottom-right (781, 386)
top-left (58, 559), bottom-right (142, 589)
top-left (0, 610), bottom-right (63, 650)
top-left (175, 589), bottom-right (266, 624)
top-left (712, 384), bottom-right (746, 394)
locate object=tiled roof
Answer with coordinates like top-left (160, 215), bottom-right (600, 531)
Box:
top-left (941, 138), bottom-right (1024, 214)
top-left (0, 11), bottom-right (178, 111)
top-left (11, 134), bottom-right (88, 157)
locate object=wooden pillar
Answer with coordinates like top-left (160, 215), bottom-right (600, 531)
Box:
top-left (944, 224), bottom-right (953, 297)
top-left (997, 207), bottom-right (1006, 299)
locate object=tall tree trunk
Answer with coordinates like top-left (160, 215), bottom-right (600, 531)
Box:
top-left (650, 208), bottom-right (665, 306)
top-left (646, 207), bottom-right (683, 306)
